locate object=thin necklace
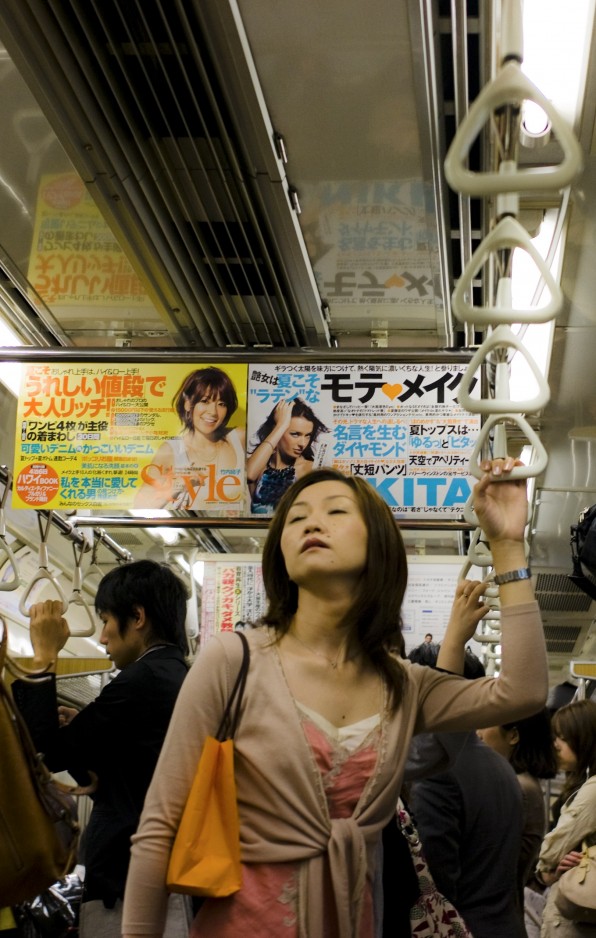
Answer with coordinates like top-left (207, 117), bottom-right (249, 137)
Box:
top-left (287, 630), bottom-right (355, 669)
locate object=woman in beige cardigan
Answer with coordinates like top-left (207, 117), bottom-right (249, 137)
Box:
top-left (123, 459), bottom-right (548, 938)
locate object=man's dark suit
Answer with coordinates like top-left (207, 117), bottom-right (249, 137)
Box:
top-left (411, 731), bottom-right (525, 938)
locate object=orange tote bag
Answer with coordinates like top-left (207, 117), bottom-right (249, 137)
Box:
top-left (166, 631), bottom-right (249, 897)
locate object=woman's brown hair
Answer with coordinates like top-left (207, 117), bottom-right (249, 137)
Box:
top-left (502, 707), bottom-right (557, 779)
top-left (260, 467), bottom-right (408, 708)
top-left (173, 367), bottom-right (238, 437)
top-left (552, 698), bottom-right (596, 806)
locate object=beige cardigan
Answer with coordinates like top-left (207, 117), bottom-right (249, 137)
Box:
top-left (122, 601), bottom-right (546, 938)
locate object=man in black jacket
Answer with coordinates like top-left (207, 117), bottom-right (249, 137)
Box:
top-left (12, 560), bottom-right (191, 938)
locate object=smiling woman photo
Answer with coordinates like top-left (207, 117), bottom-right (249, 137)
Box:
top-left (134, 367), bottom-right (246, 510)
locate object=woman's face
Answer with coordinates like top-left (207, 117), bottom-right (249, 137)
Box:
top-left (553, 733), bottom-right (578, 772)
top-left (186, 393), bottom-right (228, 436)
top-left (280, 479), bottom-right (368, 589)
top-left (278, 416), bottom-right (314, 460)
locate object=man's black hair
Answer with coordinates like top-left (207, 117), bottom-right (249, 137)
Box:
top-left (95, 559), bottom-right (189, 655)
top-left (408, 641), bottom-right (485, 678)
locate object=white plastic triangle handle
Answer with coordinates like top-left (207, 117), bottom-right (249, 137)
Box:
top-left (457, 324), bottom-right (550, 414)
top-left (0, 472), bottom-right (19, 591)
top-left (468, 413), bottom-right (548, 480)
top-left (0, 537), bottom-right (19, 591)
top-left (66, 591), bottom-right (97, 637)
top-left (452, 216), bottom-right (563, 324)
top-left (467, 527), bottom-right (493, 567)
top-left (66, 541), bottom-right (96, 637)
top-left (19, 567), bottom-right (69, 617)
top-left (19, 512), bottom-right (69, 617)
top-left (445, 61), bottom-right (583, 195)
top-left (462, 492), bottom-right (478, 526)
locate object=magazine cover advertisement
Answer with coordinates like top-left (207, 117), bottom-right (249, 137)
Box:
top-left (246, 362), bottom-right (479, 518)
top-left (14, 362), bottom-right (248, 513)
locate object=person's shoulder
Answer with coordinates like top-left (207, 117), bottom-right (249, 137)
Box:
top-left (577, 775), bottom-right (596, 798)
top-left (199, 626), bottom-right (271, 662)
top-left (137, 646), bottom-right (188, 672)
top-left (151, 439), bottom-right (176, 461)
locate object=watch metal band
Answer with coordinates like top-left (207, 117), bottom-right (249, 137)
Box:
top-left (493, 567), bottom-right (532, 585)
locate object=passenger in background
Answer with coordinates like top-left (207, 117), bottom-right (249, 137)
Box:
top-left (536, 699), bottom-right (596, 937)
top-left (477, 708), bottom-right (557, 922)
top-left (247, 397), bottom-right (329, 514)
top-left (408, 607), bottom-right (526, 938)
top-left (407, 634), bottom-right (440, 667)
top-left (122, 457), bottom-right (548, 938)
top-left (11, 560), bottom-right (191, 938)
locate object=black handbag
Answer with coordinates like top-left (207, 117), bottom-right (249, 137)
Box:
top-left (569, 504), bottom-right (596, 600)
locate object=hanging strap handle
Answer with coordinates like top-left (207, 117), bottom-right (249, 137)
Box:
top-left (86, 532), bottom-right (104, 581)
top-left (468, 412), bottom-right (548, 480)
top-left (216, 631), bottom-right (250, 742)
top-left (0, 468), bottom-right (19, 591)
top-left (19, 513), bottom-right (69, 617)
top-left (66, 540), bottom-right (96, 638)
top-left (444, 61), bottom-right (583, 195)
top-left (458, 325), bottom-right (550, 414)
top-left (451, 216), bottom-right (563, 324)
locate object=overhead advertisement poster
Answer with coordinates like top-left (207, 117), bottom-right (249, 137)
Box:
top-left (13, 362), bottom-right (248, 512)
top-left (246, 362), bottom-right (480, 518)
top-left (13, 359), bottom-right (477, 518)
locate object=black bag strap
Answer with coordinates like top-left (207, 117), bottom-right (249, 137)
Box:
top-left (216, 631), bottom-right (250, 742)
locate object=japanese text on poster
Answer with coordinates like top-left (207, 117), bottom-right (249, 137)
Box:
top-left (13, 362), bottom-right (247, 512)
top-left (246, 362), bottom-right (479, 517)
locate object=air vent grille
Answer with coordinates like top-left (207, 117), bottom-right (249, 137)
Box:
top-left (544, 624), bottom-right (583, 656)
top-left (535, 573), bottom-right (594, 613)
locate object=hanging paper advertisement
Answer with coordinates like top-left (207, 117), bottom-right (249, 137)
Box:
top-left (13, 362), bottom-right (248, 512)
top-left (246, 362), bottom-right (479, 518)
top-left (199, 555), bottom-right (482, 651)
top-left (200, 560), bottom-right (267, 644)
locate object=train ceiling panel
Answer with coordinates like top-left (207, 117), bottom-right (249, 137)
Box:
top-left (0, 0), bottom-right (469, 350)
